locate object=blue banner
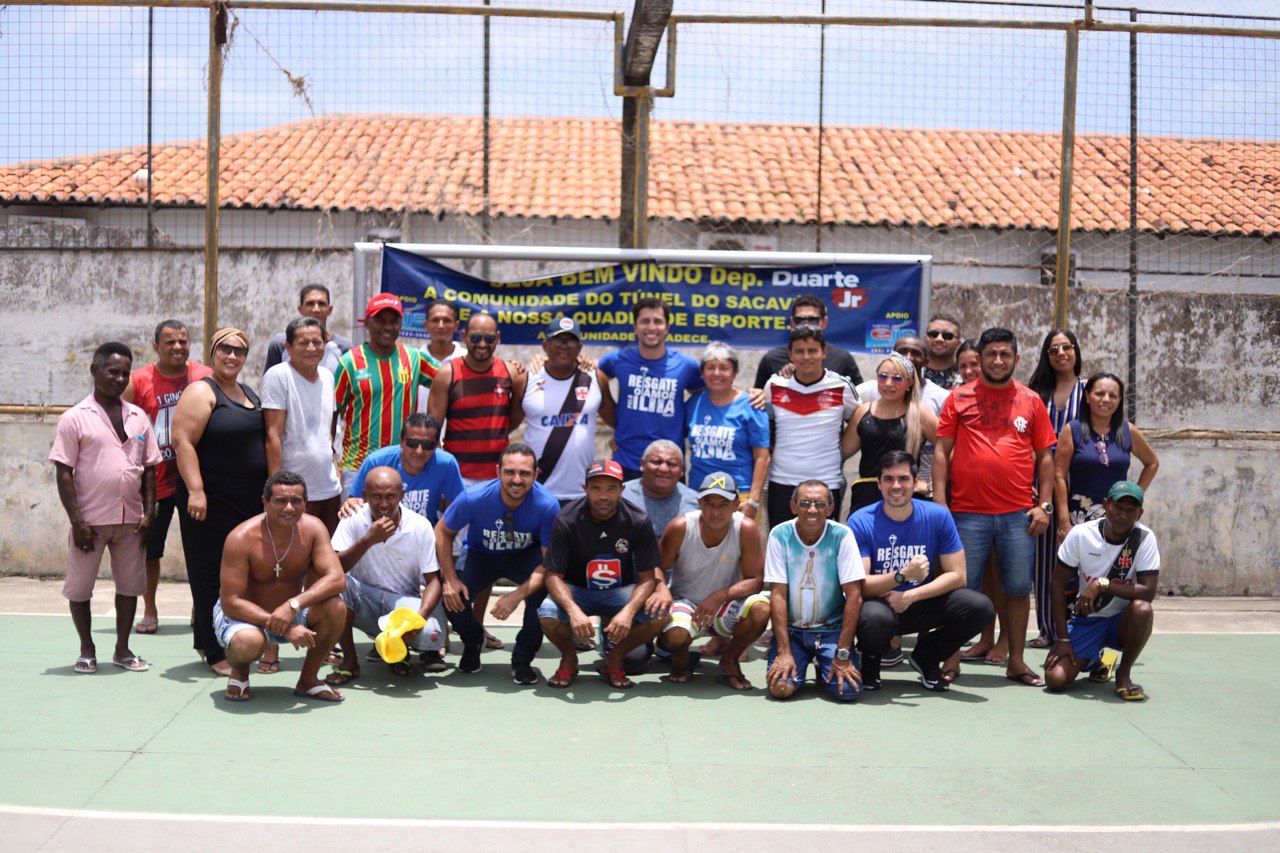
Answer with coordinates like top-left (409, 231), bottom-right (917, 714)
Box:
top-left (380, 246), bottom-right (923, 353)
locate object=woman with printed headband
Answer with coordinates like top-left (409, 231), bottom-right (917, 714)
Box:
top-left (1024, 328), bottom-right (1086, 647)
top-left (1053, 372), bottom-right (1159, 541)
top-left (840, 353), bottom-right (938, 515)
top-left (172, 328), bottom-right (268, 675)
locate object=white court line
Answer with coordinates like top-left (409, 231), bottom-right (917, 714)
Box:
top-left (1, 804), bottom-right (1278, 833)
top-left (2, 612), bottom-right (1277, 634)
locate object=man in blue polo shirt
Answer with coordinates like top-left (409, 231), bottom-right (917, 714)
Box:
top-left (434, 443), bottom-right (561, 685)
top-left (848, 450), bottom-right (993, 692)
top-left (343, 413), bottom-right (463, 526)
top-left (598, 297), bottom-right (703, 480)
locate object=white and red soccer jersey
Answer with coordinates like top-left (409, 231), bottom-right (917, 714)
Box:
top-left (765, 369), bottom-right (858, 488)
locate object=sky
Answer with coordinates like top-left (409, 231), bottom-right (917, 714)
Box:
top-left (1, 0), bottom-right (1278, 164)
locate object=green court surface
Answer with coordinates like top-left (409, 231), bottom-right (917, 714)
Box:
top-left (2, 613), bottom-right (1278, 832)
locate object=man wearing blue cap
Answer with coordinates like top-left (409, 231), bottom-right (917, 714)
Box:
top-left (646, 472), bottom-right (769, 690)
top-left (1044, 481), bottom-right (1159, 701)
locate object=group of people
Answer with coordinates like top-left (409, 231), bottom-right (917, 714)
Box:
top-left (51, 283), bottom-right (1162, 704)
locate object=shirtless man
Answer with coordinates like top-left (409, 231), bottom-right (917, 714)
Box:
top-left (215, 470), bottom-right (348, 702)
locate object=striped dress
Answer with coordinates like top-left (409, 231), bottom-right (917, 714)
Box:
top-left (1033, 378), bottom-right (1085, 639)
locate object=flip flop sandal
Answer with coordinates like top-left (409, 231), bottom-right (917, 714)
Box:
top-left (293, 683), bottom-right (344, 703)
top-left (1005, 670), bottom-right (1045, 687)
top-left (596, 661), bottom-right (634, 690)
top-left (74, 656), bottom-right (97, 674)
top-left (1089, 649), bottom-right (1119, 683)
top-left (325, 667), bottom-right (359, 687)
top-left (941, 667), bottom-right (960, 683)
top-left (715, 673), bottom-right (753, 691)
top-left (959, 648), bottom-right (990, 662)
top-left (256, 658), bottom-right (280, 674)
top-left (1028, 635), bottom-right (1053, 649)
top-left (112, 655), bottom-right (151, 672)
top-left (134, 617), bottom-right (159, 635)
top-left (390, 660), bottom-right (417, 677)
top-left (483, 631), bottom-right (505, 650)
top-left (1115, 684), bottom-right (1147, 701)
top-left (224, 678), bottom-right (251, 702)
top-left (548, 665), bottom-right (578, 689)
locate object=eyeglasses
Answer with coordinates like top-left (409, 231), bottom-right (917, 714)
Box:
top-left (215, 343), bottom-right (248, 357)
top-left (876, 372), bottom-right (907, 384)
top-left (403, 438), bottom-right (438, 450)
top-left (1048, 343), bottom-right (1076, 355)
top-left (796, 499), bottom-right (830, 509)
top-left (468, 334), bottom-right (497, 345)
top-left (926, 330), bottom-right (957, 341)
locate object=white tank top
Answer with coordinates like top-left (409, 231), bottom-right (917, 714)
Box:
top-left (669, 510), bottom-right (744, 605)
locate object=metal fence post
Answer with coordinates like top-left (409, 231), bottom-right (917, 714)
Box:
top-left (204, 2), bottom-right (227, 352)
top-left (1054, 23), bottom-right (1079, 329)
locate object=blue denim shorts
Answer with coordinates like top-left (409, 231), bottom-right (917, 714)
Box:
top-left (768, 627), bottom-right (862, 702)
top-left (952, 510), bottom-right (1036, 596)
top-left (537, 583), bottom-right (653, 625)
top-left (213, 598), bottom-right (308, 648)
top-left (1067, 611), bottom-right (1125, 667)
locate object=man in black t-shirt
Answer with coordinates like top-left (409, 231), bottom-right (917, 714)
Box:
top-left (752, 294), bottom-right (863, 389)
top-left (538, 459), bottom-right (666, 689)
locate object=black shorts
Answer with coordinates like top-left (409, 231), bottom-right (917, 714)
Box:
top-left (146, 495), bottom-right (179, 561)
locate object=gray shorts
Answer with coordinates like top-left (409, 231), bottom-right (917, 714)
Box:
top-left (342, 573), bottom-right (443, 653)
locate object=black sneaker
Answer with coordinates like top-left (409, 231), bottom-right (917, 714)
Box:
top-left (458, 643), bottom-right (482, 674)
top-left (881, 648), bottom-right (905, 668)
top-left (511, 663), bottom-right (538, 685)
top-left (860, 653), bottom-right (882, 691)
top-left (908, 652), bottom-right (949, 692)
top-left (419, 651), bottom-right (448, 673)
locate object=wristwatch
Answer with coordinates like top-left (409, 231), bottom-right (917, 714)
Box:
top-left (835, 648), bottom-right (852, 662)
top-left (1097, 577), bottom-right (1111, 591)
top-left (1039, 501), bottom-right (1053, 515)
top-left (289, 597), bottom-right (301, 611)
top-left (893, 570), bottom-right (907, 585)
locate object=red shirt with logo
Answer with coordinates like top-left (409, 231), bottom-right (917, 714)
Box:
top-left (130, 361), bottom-right (214, 499)
top-left (937, 380), bottom-right (1055, 514)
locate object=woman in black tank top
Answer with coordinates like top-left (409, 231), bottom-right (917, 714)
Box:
top-left (171, 329), bottom-right (267, 671)
top-left (840, 354), bottom-right (939, 514)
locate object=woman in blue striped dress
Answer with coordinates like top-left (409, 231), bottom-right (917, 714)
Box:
top-left (1026, 329), bottom-right (1085, 647)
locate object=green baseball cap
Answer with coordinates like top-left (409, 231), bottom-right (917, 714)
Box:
top-left (1106, 481), bottom-right (1145, 505)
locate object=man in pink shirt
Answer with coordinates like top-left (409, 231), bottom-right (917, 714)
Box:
top-left (50, 342), bottom-right (163, 674)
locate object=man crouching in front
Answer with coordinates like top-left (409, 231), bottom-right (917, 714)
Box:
top-left (214, 471), bottom-right (347, 703)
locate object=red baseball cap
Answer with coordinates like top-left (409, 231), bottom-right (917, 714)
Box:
top-left (584, 458), bottom-right (624, 483)
top-left (364, 293), bottom-right (404, 321)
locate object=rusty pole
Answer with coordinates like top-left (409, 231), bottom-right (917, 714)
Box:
top-left (1054, 24), bottom-right (1080, 329)
top-left (203, 3), bottom-right (227, 353)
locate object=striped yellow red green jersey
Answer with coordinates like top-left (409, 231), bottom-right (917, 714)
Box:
top-left (334, 342), bottom-right (439, 471)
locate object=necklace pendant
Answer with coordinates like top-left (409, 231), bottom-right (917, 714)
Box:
top-left (273, 561), bottom-right (282, 578)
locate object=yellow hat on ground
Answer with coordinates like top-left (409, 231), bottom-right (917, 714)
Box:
top-left (374, 608), bottom-right (427, 664)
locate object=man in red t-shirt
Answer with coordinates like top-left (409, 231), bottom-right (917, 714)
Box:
top-left (123, 320), bottom-right (213, 634)
top-left (932, 327), bottom-right (1055, 687)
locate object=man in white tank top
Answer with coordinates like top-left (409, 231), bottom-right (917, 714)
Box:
top-left (645, 473), bottom-right (769, 690)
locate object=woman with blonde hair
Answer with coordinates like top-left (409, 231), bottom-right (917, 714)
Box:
top-left (841, 352), bottom-right (938, 516)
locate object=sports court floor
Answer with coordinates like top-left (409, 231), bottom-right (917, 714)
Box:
top-left (2, 578), bottom-right (1278, 851)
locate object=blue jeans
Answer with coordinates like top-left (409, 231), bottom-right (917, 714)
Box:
top-left (537, 583), bottom-right (653, 625)
top-left (445, 546), bottom-right (546, 667)
top-left (953, 510), bottom-right (1035, 596)
top-left (768, 627), bottom-right (862, 702)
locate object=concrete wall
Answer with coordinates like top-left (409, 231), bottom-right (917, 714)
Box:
top-left (1, 240), bottom-right (1277, 592)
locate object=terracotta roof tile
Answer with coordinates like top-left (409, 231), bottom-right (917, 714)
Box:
top-left (1, 114), bottom-right (1276, 237)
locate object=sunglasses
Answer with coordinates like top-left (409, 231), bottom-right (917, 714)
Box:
top-left (926, 330), bottom-right (957, 341)
top-left (796, 499), bottom-right (830, 509)
top-left (215, 343), bottom-right (248, 357)
top-left (403, 438), bottom-right (438, 450)
top-left (792, 316), bottom-right (823, 327)
top-left (1049, 343), bottom-right (1076, 355)
top-left (876, 372), bottom-right (907, 384)
top-left (1095, 436), bottom-right (1111, 467)
top-left (468, 334), bottom-right (497, 345)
